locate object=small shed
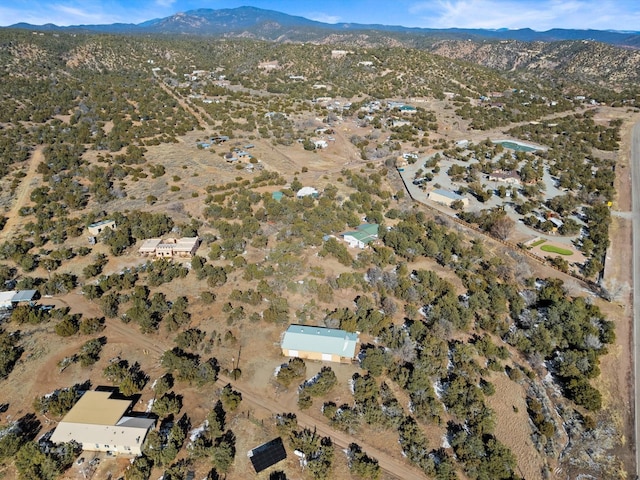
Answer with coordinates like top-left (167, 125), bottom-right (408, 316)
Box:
top-left (248, 437), bottom-right (287, 473)
top-left (489, 170), bottom-right (521, 185)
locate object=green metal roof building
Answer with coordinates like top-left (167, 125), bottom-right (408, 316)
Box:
top-left (281, 325), bottom-right (359, 363)
top-left (342, 223), bottom-right (379, 249)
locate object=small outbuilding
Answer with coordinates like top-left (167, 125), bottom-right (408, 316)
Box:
top-left (281, 325), bottom-right (359, 363)
top-left (248, 437), bottom-right (287, 473)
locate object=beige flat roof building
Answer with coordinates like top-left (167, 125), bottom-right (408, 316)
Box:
top-left (87, 220), bottom-right (116, 236)
top-left (138, 237), bottom-right (200, 258)
top-left (50, 390), bottom-right (155, 456)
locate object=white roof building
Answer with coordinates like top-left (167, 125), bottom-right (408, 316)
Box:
top-left (296, 187), bottom-right (318, 198)
top-left (0, 291), bottom-right (16, 309)
top-left (50, 390), bottom-right (155, 456)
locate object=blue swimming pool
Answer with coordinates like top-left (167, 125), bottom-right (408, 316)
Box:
top-left (494, 140), bottom-right (538, 152)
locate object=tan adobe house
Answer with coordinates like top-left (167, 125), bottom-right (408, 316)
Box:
top-left (138, 237), bottom-right (200, 258)
top-left (87, 220), bottom-right (116, 236)
top-left (50, 390), bottom-right (155, 456)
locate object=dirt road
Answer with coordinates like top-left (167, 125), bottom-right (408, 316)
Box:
top-left (102, 318), bottom-right (426, 479)
top-left (215, 373), bottom-right (427, 480)
top-left (152, 70), bottom-right (212, 131)
top-left (630, 119), bottom-right (640, 477)
top-left (0, 146), bottom-right (42, 242)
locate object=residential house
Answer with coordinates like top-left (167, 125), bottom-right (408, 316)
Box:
top-left (87, 220), bottom-right (116, 236)
top-left (341, 223), bottom-right (379, 249)
top-left (391, 119), bottom-right (411, 128)
top-left (313, 140), bottom-right (328, 149)
top-left (488, 170), bottom-right (521, 185)
top-left (139, 237), bottom-right (200, 258)
top-left (281, 325), bottom-right (359, 363)
top-left (50, 390), bottom-right (155, 456)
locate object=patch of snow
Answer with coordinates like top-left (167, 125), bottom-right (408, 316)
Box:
top-left (146, 398), bottom-right (155, 413)
top-left (189, 420), bottom-right (208, 442)
top-left (433, 380), bottom-right (444, 399)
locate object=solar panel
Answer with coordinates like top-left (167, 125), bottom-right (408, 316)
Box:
top-left (248, 437), bottom-right (287, 473)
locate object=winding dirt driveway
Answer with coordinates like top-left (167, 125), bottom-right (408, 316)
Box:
top-left (0, 146), bottom-right (42, 242)
top-left (102, 318), bottom-right (426, 479)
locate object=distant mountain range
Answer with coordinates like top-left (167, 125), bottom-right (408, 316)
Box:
top-left (7, 6), bottom-right (640, 49)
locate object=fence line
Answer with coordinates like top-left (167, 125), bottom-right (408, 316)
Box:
top-left (395, 168), bottom-right (604, 296)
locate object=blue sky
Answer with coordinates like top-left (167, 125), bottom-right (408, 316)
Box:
top-left (1, 0), bottom-right (639, 31)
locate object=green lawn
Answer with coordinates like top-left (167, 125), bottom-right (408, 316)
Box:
top-left (530, 239), bottom-right (547, 247)
top-left (540, 244), bottom-right (573, 256)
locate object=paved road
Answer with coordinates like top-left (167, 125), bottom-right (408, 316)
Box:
top-left (631, 120), bottom-right (640, 478)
